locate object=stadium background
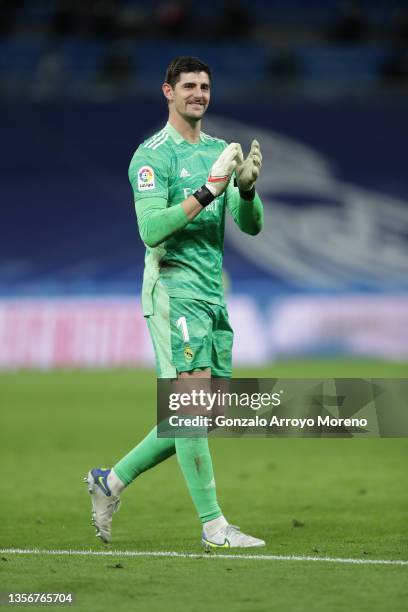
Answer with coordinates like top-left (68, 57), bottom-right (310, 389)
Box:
top-left (1, 2), bottom-right (407, 611)
top-left (1, 0), bottom-right (408, 367)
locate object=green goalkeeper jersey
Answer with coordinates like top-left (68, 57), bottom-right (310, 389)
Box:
top-left (129, 122), bottom-right (263, 315)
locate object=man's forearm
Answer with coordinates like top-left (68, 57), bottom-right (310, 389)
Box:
top-left (229, 191), bottom-right (264, 236)
top-left (136, 195), bottom-right (204, 248)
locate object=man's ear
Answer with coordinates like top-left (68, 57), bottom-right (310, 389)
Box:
top-left (162, 82), bottom-right (174, 103)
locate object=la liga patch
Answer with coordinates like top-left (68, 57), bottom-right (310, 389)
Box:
top-left (138, 166), bottom-right (155, 191)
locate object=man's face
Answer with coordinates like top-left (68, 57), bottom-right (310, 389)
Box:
top-left (165, 71), bottom-right (210, 120)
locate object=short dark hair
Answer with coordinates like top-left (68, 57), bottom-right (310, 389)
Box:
top-left (164, 56), bottom-right (212, 88)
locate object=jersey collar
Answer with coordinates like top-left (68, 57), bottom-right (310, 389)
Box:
top-left (165, 121), bottom-right (205, 145)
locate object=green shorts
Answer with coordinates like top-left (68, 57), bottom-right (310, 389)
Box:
top-left (146, 281), bottom-right (233, 378)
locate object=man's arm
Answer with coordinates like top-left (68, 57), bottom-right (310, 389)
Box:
top-left (226, 139), bottom-right (264, 235)
top-left (135, 195), bottom-right (204, 248)
top-left (226, 187), bottom-right (264, 236)
top-left (133, 143), bottom-right (241, 247)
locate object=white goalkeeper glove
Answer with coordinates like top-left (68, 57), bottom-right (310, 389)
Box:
top-left (235, 139), bottom-right (262, 192)
top-left (206, 143), bottom-right (241, 197)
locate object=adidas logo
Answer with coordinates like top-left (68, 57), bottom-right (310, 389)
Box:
top-left (180, 168), bottom-right (191, 178)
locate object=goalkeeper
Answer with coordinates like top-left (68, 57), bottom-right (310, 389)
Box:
top-left (86, 56), bottom-right (265, 549)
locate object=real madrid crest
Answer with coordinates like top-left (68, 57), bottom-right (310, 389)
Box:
top-left (184, 345), bottom-right (194, 361)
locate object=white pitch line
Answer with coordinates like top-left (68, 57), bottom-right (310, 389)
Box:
top-left (1, 549), bottom-right (407, 566)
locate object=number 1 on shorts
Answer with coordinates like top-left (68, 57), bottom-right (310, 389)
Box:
top-left (176, 316), bottom-right (190, 342)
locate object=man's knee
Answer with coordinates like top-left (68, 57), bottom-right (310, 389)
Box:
top-left (172, 369), bottom-right (211, 417)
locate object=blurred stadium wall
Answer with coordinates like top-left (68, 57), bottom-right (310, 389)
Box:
top-left (1, 1), bottom-right (408, 368)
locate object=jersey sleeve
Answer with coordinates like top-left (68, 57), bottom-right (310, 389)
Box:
top-left (135, 196), bottom-right (189, 248)
top-left (128, 145), bottom-right (190, 247)
top-left (226, 176), bottom-right (264, 236)
top-left (128, 146), bottom-right (169, 201)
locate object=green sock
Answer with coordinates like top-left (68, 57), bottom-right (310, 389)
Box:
top-left (175, 436), bottom-right (222, 523)
top-left (113, 426), bottom-right (175, 486)
top-left (113, 426), bottom-right (222, 524)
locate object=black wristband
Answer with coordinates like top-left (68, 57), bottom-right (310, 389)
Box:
top-left (193, 184), bottom-right (215, 208)
top-left (239, 185), bottom-right (256, 201)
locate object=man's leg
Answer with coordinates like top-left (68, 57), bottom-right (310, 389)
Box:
top-left (85, 283), bottom-right (182, 541)
top-left (198, 306), bottom-right (265, 548)
top-left (85, 291), bottom-right (264, 546)
top-left (112, 427), bottom-right (175, 488)
top-left (174, 369), bottom-right (265, 548)
top-left (86, 424), bottom-right (176, 542)
top-left (173, 368), bottom-right (224, 523)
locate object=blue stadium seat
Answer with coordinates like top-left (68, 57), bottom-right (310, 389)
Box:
top-left (0, 39), bottom-right (48, 77)
top-left (192, 0), bottom-right (404, 26)
top-left (16, 0), bottom-right (60, 27)
top-left (58, 38), bottom-right (107, 82)
top-left (296, 44), bottom-right (387, 85)
top-left (126, 41), bottom-right (267, 89)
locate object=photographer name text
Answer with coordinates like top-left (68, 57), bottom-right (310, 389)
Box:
top-left (168, 415), bottom-right (368, 428)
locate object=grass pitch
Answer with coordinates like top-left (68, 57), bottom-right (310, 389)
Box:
top-left (1, 361), bottom-right (407, 611)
